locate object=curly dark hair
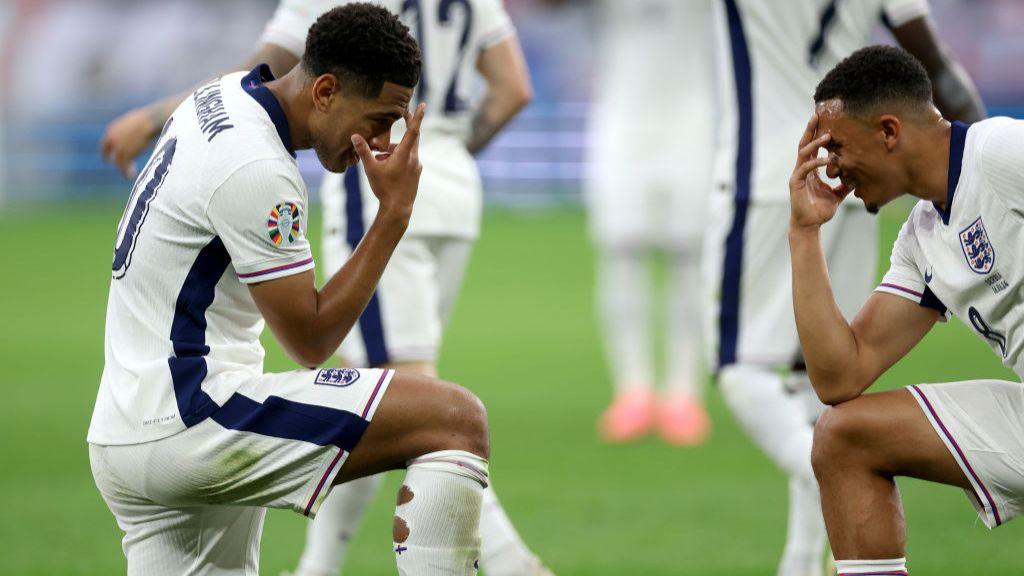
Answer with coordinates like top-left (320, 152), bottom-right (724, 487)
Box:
top-left (814, 45), bottom-right (933, 116)
top-left (302, 3), bottom-right (421, 97)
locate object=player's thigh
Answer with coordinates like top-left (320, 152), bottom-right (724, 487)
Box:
top-left (584, 148), bottom-right (664, 249)
top-left (91, 446), bottom-right (265, 576)
top-left (98, 368), bottom-right (396, 517)
top-left (337, 370), bottom-right (488, 484)
top-left (813, 388), bottom-right (969, 488)
top-left (822, 204), bottom-right (878, 320)
top-left (710, 201), bottom-right (798, 366)
top-left (432, 237), bottom-right (475, 325)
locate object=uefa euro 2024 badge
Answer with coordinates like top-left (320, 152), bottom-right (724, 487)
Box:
top-left (315, 368), bottom-right (361, 387)
top-left (959, 216), bottom-right (994, 275)
top-left (268, 202), bottom-right (301, 246)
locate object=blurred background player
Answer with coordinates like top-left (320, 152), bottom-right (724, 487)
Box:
top-left (585, 0), bottom-right (716, 446)
top-left (706, 1), bottom-right (984, 575)
top-left (99, 1), bottom-right (544, 575)
top-left (284, 1), bottom-right (543, 575)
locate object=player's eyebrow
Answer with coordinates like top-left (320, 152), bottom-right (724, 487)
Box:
top-left (372, 111), bottom-right (404, 123)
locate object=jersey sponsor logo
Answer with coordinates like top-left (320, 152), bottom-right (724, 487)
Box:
top-left (315, 368), bottom-right (361, 387)
top-left (268, 202), bottom-right (301, 245)
top-left (959, 217), bottom-right (995, 274)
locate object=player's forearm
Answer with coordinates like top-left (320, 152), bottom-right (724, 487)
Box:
top-left (789, 226), bottom-right (865, 404)
top-left (466, 89), bottom-right (531, 155)
top-left (301, 211), bottom-right (410, 366)
top-left (930, 61), bottom-right (986, 123)
top-left (146, 92), bottom-right (191, 133)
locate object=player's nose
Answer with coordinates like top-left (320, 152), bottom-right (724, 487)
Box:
top-left (369, 132), bottom-right (391, 152)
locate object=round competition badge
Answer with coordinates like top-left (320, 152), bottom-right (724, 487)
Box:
top-left (268, 202), bottom-right (301, 245)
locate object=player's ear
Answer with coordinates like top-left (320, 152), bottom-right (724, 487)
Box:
top-left (878, 114), bottom-right (901, 151)
top-left (311, 74), bottom-right (339, 113)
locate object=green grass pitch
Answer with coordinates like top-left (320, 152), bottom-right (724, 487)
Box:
top-left (2, 200), bottom-right (1021, 575)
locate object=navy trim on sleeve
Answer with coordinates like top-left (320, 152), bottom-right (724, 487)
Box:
top-left (920, 286), bottom-right (948, 315)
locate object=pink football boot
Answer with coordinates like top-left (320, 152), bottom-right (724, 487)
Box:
top-left (599, 387), bottom-right (656, 443)
top-left (657, 392), bottom-right (710, 446)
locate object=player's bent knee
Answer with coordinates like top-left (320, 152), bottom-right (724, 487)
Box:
top-left (445, 382), bottom-right (489, 459)
top-left (812, 403), bottom-right (871, 477)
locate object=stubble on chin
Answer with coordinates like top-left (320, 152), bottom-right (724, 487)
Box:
top-left (865, 203), bottom-right (879, 215)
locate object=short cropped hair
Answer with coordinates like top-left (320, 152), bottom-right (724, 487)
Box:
top-left (814, 45), bottom-right (933, 117)
top-left (302, 3), bottom-right (421, 97)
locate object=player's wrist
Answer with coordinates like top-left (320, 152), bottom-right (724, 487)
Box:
top-left (788, 220), bottom-right (821, 239)
top-left (373, 204), bottom-right (413, 230)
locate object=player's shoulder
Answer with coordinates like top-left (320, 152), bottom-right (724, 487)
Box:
top-left (905, 198), bottom-right (941, 236)
top-left (962, 117), bottom-right (1024, 185)
top-left (970, 117), bottom-right (1024, 159)
top-left (193, 68), bottom-right (298, 178)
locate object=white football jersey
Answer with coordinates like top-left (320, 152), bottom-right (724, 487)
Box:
top-left (261, 0), bottom-right (514, 238)
top-left (877, 117), bottom-right (1024, 379)
top-left (261, 0), bottom-right (513, 140)
top-left (591, 0), bottom-right (715, 137)
top-left (713, 0), bottom-right (929, 203)
top-left (88, 66), bottom-right (315, 445)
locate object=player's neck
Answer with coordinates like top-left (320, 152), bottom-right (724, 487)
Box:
top-left (907, 118), bottom-right (952, 208)
top-left (264, 70), bottom-right (312, 151)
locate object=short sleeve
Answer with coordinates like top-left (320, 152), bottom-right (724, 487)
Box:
top-left (881, 0), bottom-right (930, 28)
top-left (476, 0), bottom-right (516, 50)
top-left (876, 216), bottom-right (949, 319)
top-left (208, 159), bottom-right (315, 284)
top-left (980, 120), bottom-right (1024, 215)
top-left (259, 0), bottom-right (339, 58)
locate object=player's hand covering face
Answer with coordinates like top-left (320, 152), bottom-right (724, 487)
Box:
top-left (352, 102), bottom-right (426, 222)
top-left (309, 79), bottom-right (413, 174)
top-left (789, 112), bottom-right (848, 231)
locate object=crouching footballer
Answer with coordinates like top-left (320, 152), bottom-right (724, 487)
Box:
top-left (88, 5), bottom-right (490, 575)
top-left (790, 45), bottom-right (1024, 575)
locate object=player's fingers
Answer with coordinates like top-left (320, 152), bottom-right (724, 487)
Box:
top-left (797, 112), bottom-right (819, 150)
top-left (795, 156), bottom-right (829, 182)
top-left (797, 133), bottom-right (830, 163)
top-left (116, 154), bottom-right (137, 180)
top-left (396, 103), bottom-right (426, 158)
top-left (351, 134), bottom-right (374, 166)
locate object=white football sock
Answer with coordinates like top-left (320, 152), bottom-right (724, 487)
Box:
top-left (834, 558), bottom-right (907, 575)
top-left (777, 477), bottom-right (826, 576)
top-left (479, 483), bottom-right (540, 576)
top-left (596, 248), bottom-right (654, 392)
top-left (720, 365), bottom-right (826, 576)
top-left (395, 450), bottom-right (489, 576)
top-left (294, 474), bottom-right (383, 576)
top-left (665, 249), bottom-right (704, 397)
top-left (719, 365), bottom-right (815, 481)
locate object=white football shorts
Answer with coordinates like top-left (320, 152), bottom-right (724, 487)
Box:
top-left (585, 134), bottom-right (713, 251)
top-left (703, 198), bottom-right (878, 368)
top-left (908, 380), bottom-right (1024, 529)
top-left (89, 367), bottom-right (394, 576)
top-left (321, 172), bottom-right (474, 366)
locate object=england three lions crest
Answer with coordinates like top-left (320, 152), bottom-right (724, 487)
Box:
top-left (960, 217), bottom-right (995, 274)
top-left (314, 368), bottom-right (360, 387)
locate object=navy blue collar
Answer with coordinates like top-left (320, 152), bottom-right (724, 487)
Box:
top-left (241, 64), bottom-right (295, 158)
top-left (934, 120), bottom-right (969, 225)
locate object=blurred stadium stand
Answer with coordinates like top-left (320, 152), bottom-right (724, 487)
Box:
top-left (0, 0), bottom-right (1021, 206)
